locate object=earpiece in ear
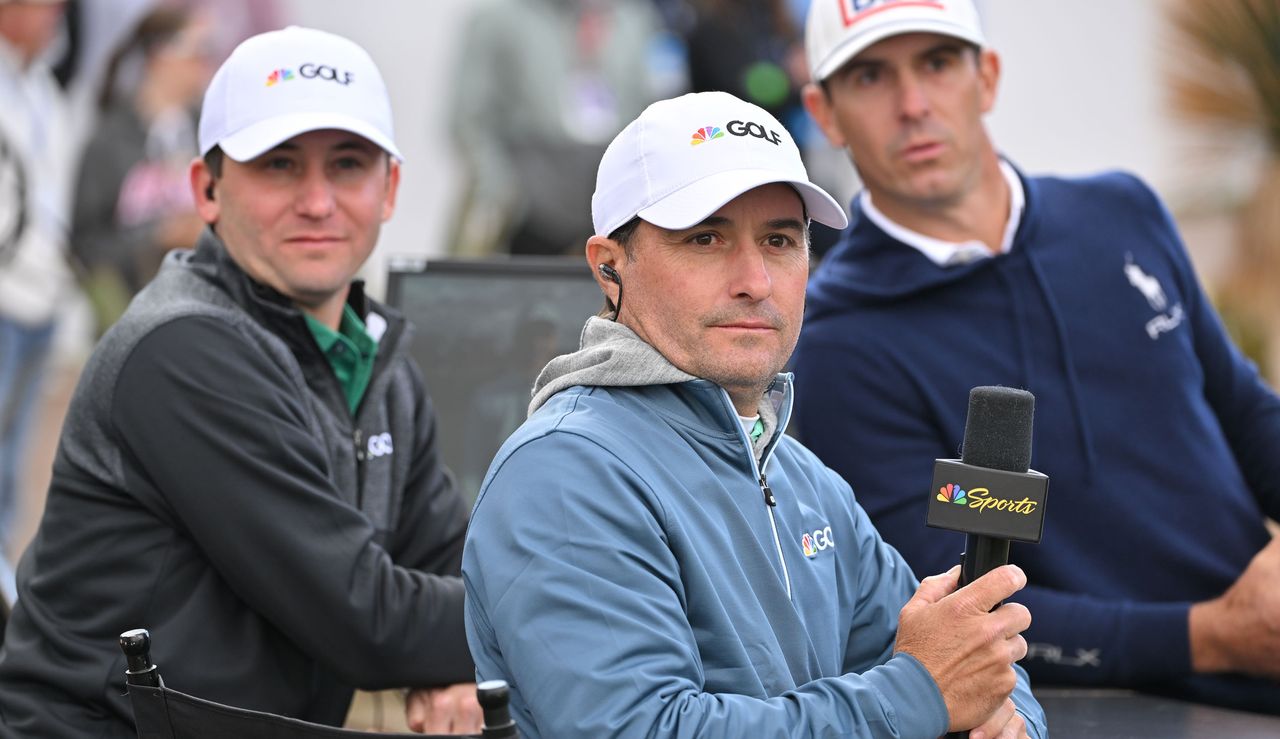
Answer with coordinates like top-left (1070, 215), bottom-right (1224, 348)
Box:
top-left (598, 264), bottom-right (624, 322)
top-left (205, 184), bottom-right (215, 201)
top-left (598, 264), bottom-right (621, 285)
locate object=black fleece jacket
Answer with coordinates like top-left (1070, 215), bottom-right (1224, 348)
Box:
top-left (0, 229), bottom-right (472, 737)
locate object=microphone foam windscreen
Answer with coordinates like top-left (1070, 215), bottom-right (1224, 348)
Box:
top-left (960, 386), bottom-right (1034, 473)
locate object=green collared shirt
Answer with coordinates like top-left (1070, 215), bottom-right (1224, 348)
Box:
top-left (305, 305), bottom-right (379, 415)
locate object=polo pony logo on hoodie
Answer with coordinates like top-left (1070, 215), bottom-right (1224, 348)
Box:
top-left (1124, 253), bottom-right (1183, 340)
top-left (801, 526), bottom-right (834, 558)
top-left (1124, 255), bottom-right (1166, 311)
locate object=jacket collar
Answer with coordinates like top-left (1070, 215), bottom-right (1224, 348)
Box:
top-left (189, 227), bottom-right (381, 338)
top-left (185, 227), bottom-right (404, 419)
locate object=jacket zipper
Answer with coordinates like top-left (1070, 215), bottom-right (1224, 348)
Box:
top-left (760, 473), bottom-right (776, 507)
top-left (724, 390), bottom-right (792, 601)
top-left (353, 428), bottom-right (365, 507)
top-left (764, 486), bottom-right (792, 601)
top-left (343, 308), bottom-right (402, 512)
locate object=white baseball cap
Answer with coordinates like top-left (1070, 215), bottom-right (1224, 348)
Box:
top-left (806, 0), bottom-right (985, 82)
top-left (591, 91), bottom-right (847, 237)
top-left (198, 26), bottom-right (401, 162)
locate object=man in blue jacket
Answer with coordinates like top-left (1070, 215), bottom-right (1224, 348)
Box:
top-left (464, 90), bottom-right (1047, 738)
top-left (794, 0), bottom-right (1280, 713)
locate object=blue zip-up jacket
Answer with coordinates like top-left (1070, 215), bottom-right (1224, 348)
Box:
top-left (791, 167), bottom-right (1280, 713)
top-left (464, 318), bottom-right (1046, 738)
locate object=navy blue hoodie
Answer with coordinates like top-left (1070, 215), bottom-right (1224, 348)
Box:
top-left (790, 167), bottom-right (1280, 713)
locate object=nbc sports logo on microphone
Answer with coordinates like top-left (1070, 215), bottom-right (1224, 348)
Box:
top-left (937, 483), bottom-right (967, 505)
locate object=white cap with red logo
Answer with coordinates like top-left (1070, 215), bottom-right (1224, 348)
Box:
top-left (591, 91), bottom-right (847, 238)
top-left (806, 0), bottom-right (985, 82)
top-left (198, 26), bottom-right (401, 162)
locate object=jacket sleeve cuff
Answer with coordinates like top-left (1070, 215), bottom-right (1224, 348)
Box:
top-left (1011, 662), bottom-right (1047, 739)
top-left (1017, 708), bottom-right (1044, 739)
top-left (863, 653), bottom-right (949, 737)
top-left (1113, 600), bottom-right (1192, 683)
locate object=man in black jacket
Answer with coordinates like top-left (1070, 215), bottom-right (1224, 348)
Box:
top-left (0, 26), bottom-right (479, 737)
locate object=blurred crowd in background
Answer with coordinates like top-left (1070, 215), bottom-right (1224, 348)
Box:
top-left (0, 0), bottom-right (1276, 615)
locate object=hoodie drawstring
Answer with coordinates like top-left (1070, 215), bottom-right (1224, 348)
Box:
top-left (1026, 250), bottom-right (1098, 483)
top-left (995, 265), bottom-right (1036, 395)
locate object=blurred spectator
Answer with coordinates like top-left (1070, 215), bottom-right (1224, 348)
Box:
top-left (448, 0), bottom-right (674, 256)
top-left (683, 0), bottom-right (847, 256)
top-left (46, 0), bottom-right (274, 146)
top-left (69, 4), bottom-right (213, 334)
top-left (647, 0), bottom-right (695, 35)
top-left (685, 0), bottom-right (806, 136)
top-left (0, 0), bottom-right (75, 603)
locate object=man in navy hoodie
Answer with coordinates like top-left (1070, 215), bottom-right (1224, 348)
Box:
top-left (794, 0), bottom-right (1280, 713)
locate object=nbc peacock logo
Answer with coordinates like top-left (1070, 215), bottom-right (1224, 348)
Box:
top-left (265, 68), bottom-right (295, 86)
top-left (690, 126), bottom-right (725, 146)
top-left (937, 483), bottom-right (967, 505)
top-left (800, 526), bottom-right (833, 558)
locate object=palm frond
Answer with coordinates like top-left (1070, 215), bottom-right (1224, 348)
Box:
top-left (1166, 0), bottom-right (1280, 153)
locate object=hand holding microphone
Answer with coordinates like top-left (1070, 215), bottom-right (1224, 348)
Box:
top-left (922, 386), bottom-right (1049, 736)
top-left (894, 562), bottom-right (1031, 733)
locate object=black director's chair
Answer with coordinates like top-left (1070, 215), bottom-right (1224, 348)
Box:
top-left (119, 629), bottom-right (517, 738)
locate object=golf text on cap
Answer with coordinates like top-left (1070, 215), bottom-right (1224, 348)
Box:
top-left (265, 63), bottom-right (353, 87)
top-left (839, 0), bottom-right (945, 28)
top-left (689, 120), bottom-right (783, 147)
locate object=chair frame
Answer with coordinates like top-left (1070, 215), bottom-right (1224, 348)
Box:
top-left (119, 629), bottom-right (517, 738)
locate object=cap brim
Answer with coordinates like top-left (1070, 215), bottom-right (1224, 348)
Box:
top-left (814, 20), bottom-right (983, 81)
top-left (637, 168), bottom-right (848, 232)
top-left (215, 111), bottom-right (403, 162)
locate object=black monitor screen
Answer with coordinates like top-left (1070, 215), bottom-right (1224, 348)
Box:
top-left (386, 257), bottom-right (602, 501)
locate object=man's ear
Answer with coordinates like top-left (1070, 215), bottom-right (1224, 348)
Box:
top-left (586, 234), bottom-right (625, 308)
top-left (381, 158), bottom-right (401, 222)
top-left (977, 48), bottom-right (1001, 115)
top-left (802, 81), bottom-right (846, 149)
top-left (190, 157), bottom-right (219, 224)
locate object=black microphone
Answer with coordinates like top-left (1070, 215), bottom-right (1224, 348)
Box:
top-left (927, 386), bottom-right (1048, 739)
top-left (928, 386), bottom-right (1048, 584)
